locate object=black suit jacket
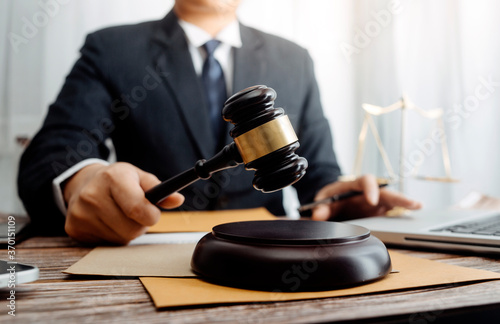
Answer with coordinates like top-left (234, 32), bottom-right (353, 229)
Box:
top-left (18, 10), bottom-right (341, 234)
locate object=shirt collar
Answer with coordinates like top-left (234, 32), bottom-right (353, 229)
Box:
top-left (178, 19), bottom-right (242, 49)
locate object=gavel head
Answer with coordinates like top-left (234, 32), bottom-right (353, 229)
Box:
top-left (222, 85), bottom-right (308, 193)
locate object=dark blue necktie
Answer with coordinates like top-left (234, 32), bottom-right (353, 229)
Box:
top-left (202, 39), bottom-right (227, 147)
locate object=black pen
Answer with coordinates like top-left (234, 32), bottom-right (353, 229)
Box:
top-left (297, 183), bottom-right (388, 213)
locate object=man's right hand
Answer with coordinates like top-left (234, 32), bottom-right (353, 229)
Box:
top-left (63, 162), bottom-right (184, 245)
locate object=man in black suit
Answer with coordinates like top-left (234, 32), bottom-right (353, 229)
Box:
top-left (17, 0), bottom-right (420, 244)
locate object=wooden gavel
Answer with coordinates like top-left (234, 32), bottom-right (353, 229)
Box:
top-left (145, 85), bottom-right (308, 205)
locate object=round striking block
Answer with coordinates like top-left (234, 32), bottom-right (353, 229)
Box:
top-left (191, 220), bottom-right (392, 291)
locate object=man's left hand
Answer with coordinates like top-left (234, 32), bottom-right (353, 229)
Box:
top-left (311, 174), bottom-right (422, 221)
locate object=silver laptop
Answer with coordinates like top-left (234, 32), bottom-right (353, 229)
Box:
top-left (345, 209), bottom-right (500, 254)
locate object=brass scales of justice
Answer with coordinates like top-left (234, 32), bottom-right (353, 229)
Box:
top-left (341, 94), bottom-right (459, 216)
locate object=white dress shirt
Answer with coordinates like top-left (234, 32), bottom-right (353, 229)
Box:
top-left (52, 18), bottom-right (242, 215)
top-left (178, 18), bottom-right (242, 95)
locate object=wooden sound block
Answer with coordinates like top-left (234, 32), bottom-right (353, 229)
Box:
top-left (191, 220), bottom-right (391, 292)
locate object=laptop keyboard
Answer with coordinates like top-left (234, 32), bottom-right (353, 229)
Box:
top-left (432, 214), bottom-right (500, 236)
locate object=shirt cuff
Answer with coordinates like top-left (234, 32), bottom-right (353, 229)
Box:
top-left (52, 158), bottom-right (110, 216)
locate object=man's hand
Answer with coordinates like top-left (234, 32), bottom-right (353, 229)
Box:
top-left (63, 162), bottom-right (184, 245)
top-left (311, 174), bottom-right (421, 221)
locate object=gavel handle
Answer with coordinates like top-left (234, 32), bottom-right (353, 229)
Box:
top-left (145, 143), bottom-right (243, 205)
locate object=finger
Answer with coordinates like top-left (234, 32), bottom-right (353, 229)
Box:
top-left (358, 174), bottom-right (380, 206)
top-left (97, 198), bottom-right (150, 243)
top-left (66, 200), bottom-right (138, 245)
top-left (311, 204), bottom-right (330, 221)
top-left (379, 190), bottom-right (422, 210)
top-left (311, 175), bottom-right (377, 221)
top-left (314, 181), bottom-right (358, 201)
top-left (73, 186), bottom-right (149, 244)
top-left (157, 192), bottom-right (185, 209)
top-left (65, 206), bottom-right (104, 244)
top-left (314, 175), bottom-right (379, 204)
top-left (107, 166), bottom-right (161, 227)
top-left (137, 169), bottom-right (185, 210)
top-left (138, 169), bottom-right (162, 191)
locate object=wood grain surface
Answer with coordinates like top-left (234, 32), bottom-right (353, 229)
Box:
top-left (1, 236), bottom-right (500, 324)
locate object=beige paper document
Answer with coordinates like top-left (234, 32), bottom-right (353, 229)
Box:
top-left (140, 251), bottom-right (500, 309)
top-left (64, 208), bottom-right (277, 277)
top-left (148, 207), bottom-right (278, 233)
top-left (64, 243), bottom-right (197, 277)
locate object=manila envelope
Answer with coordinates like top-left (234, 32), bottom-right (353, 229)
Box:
top-left (148, 207), bottom-right (278, 233)
top-left (140, 250), bottom-right (500, 309)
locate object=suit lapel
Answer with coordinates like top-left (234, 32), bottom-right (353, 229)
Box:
top-left (233, 24), bottom-right (265, 93)
top-left (152, 11), bottom-right (216, 159)
top-left (223, 24), bottom-right (266, 146)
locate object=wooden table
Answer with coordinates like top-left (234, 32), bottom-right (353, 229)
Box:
top-left (1, 236), bottom-right (500, 324)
